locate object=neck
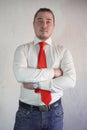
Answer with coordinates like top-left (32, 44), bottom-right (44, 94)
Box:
top-left (34, 36), bottom-right (52, 46)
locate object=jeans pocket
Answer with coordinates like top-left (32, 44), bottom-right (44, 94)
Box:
top-left (54, 104), bottom-right (64, 118)
top-left (16, 106), bottom-right (31, 118)
top-left (14, 107), bottom-right (31, 129)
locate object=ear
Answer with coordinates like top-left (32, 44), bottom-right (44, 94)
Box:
top-left (53, 23), bottom-right (55, 28)
top-left (33, 21), bottom-right (35, 28)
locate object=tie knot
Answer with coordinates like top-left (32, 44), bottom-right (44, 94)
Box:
top-left (39, 42), bottom-right (46, 48)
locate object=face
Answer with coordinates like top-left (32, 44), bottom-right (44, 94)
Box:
top-left (33, 11), bottom-right (55, 41)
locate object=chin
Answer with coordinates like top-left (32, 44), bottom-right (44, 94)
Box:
top-left (38, 35), bottom-right (49, 40)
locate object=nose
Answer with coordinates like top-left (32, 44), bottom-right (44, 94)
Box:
top-left (42, 21), bottom-right (47, 28)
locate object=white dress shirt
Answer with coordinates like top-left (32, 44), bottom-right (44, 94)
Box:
top-left (13, 37), bottom-right (76, 105)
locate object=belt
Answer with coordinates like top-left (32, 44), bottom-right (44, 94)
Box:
top-left (19, 99), bottom-right (61, 112)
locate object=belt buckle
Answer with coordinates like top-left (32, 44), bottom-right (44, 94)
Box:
top-left (39, 105), bottom-right (48, 112)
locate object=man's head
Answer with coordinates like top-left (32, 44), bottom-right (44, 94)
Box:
top-left (33, 8), bottom-right (55, 41)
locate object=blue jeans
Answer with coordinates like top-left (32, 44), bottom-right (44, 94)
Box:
top-left (14, 102), bottom-right (64, 130)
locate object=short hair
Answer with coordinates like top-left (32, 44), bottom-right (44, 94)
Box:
top-left (33, 8), bottom-right (55, 23)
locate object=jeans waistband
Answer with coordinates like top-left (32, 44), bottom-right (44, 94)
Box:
top-left (19, 99), bottom-right (61, 112)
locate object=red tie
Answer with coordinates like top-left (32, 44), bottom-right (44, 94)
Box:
top-left (35, 42), bottom-right (52, 106)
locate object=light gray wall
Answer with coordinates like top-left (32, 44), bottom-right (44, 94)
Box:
top-left (0, 0), bottom-right (87, 130)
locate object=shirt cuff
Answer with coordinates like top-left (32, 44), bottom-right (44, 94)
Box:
top-left (39, 79), bottom-right (52, 91)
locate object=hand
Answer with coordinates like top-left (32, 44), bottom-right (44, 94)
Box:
top-left (54, 68), bottom-right (63, 78)
top-left (23, 83), bottom-right (34, 90)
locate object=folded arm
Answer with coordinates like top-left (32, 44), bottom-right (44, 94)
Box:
top-left (23, 68), bottom-right (63, 89)
top-left (13, 45), bottom-right (76, 91)
top-left (13, 45), bottom-right (54, 83)
top-left (38, 49), bottom-right (76, 92)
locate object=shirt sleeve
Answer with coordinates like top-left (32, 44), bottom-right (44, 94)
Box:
top-left (39, 49), bottom-right (76, 91)
top-left (13, 45), bottom-right (54, 83)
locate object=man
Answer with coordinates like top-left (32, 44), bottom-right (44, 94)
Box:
top-left (13, 8), bottom-right (76, 130)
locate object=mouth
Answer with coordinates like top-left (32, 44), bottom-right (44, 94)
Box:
top-left (40, 30), bottom-right (48, 33)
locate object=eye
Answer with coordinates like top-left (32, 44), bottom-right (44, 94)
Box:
top-left (46, 20), bottom-right (53, 24)
top-left (38, 19), bottom-right (43, 23)
top-left (36, 18), bottom-right (43, 23)
top-left (47, 20), bottom-right (51, 24)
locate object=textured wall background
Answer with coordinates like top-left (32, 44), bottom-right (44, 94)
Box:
top-left (0, 0), bottom-right (87, 130)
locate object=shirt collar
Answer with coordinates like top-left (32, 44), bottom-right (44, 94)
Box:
top-left (34, 36), bottom-right (52, 46)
